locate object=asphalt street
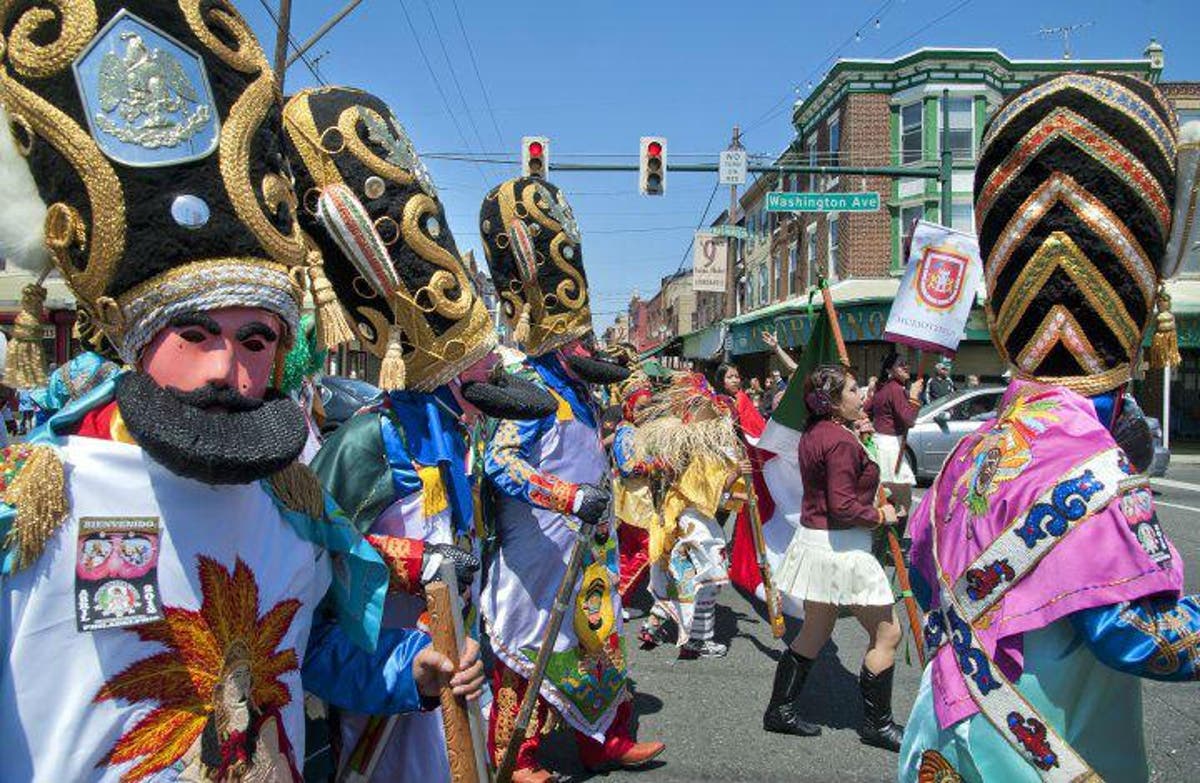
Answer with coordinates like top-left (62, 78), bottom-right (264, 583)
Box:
top-left (536, 463), bottom-right (1200, 782)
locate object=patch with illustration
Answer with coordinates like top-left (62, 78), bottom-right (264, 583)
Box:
top-left (75, 516), bottom-right (161, 632)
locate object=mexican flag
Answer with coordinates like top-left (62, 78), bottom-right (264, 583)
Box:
top-left (733, 309), bottom-right (839, 612)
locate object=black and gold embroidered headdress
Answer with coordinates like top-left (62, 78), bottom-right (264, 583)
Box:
top-left (0, 2), bottom-right (350, 387)
top-left (975, 72), bottom-right (1179, 395)
top-left (282, 86), bottom-right (496, 392)
top-left (478, 177), bottom-right (593, 357)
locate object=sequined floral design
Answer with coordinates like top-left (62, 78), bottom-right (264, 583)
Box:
top-left (94, 557), bottom-right (301, 781)
top-left (955, 392), bottom-right (1059, 516)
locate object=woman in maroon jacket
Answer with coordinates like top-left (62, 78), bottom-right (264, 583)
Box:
top-left (863, 352), bottom-right (923, 489)
top-left (763, 364), bottom-right (905, 752)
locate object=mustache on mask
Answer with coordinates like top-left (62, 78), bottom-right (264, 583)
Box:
top-left (169, 383), bottom-right (264, 412)
top-left (565, 353), bottom-right (631, 385)
top-left (461, 372), bottom-right (557, 420)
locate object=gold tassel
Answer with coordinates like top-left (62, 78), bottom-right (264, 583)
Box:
top-left (378, 322), bottom-right (407, 391)
top-left (306, 252), bottom-right (356, 351)
top-left (5, 282), bottom-right (49, 389)
top-left (268, 461), bottom-right (325, 519)
top-left (512, 302), bottom-right (531, 346)
top-left (1149, 287), bottom-right (1182, 370)
top-left (2, 445), bottom-right (68, 571)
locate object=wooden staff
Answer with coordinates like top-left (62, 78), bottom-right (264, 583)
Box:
top-left (340, 563), bottom-right (491, 783)
top-left (819, 281), bottom-right (926, 666)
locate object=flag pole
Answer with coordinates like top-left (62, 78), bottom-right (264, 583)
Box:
top-left (818, 278), bottom-right (926, 667)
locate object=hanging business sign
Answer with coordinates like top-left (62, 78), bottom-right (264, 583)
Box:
top-left (692, 232), bottom-right (728, 292)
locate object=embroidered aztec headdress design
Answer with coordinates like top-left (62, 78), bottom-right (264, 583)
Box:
top-left (282, 87), bottom-right (496, 392)
top-left (975, 72), bottom-right (1179, 395)
top-left (478, 177), bottom-right (593, 357)
top-left (0, 2), bottom-right (342, 385)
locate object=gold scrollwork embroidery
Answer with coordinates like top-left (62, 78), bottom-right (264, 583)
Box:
top-left (218, 74), bottom-right (305, 266)
top-left (338, 106), bottom-right (416, 186)
top-left (400, 193), bottom-right (471, 320)
top-left (177, 0), bottom-right (264, 75)
top-left (0, 65), bottom-right (126, 304)
top-left (3, 0), bottom-right (97, 79)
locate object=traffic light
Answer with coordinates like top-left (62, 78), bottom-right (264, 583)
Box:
top-left (639, 136), bottom-right (666, 195)
top-left (522, 136), bottom-right (549, 179)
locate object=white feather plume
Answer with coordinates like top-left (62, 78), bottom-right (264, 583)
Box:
top-left (0, 104), bottom-right (49, 274)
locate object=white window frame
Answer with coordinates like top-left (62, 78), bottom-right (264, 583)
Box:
top-left (900, 101), bottom-right (923, 165)
top-left (938, 95), bottom-right (976, 163)
top-left (806, 135), bottom-right (818, 190)
top-left (826, 113), bottom-right (841, 188)
top-left (805, 223), bottom-right (818, 290)
top-left (827, 216), bottom-right (840, 282)
top-left (900, 203), bottom-right (924, 262)
top-left (787, 242), bottom-right (798, 297)
top-left (951, 201), bottom-right (975, 234)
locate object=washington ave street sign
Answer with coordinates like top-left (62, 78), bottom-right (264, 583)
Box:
top-left (765, 191), bottom-right (880, 212)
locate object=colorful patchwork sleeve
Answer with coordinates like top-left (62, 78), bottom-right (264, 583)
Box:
top-left (302, 614), bottom-right (435, 713)
top-left (366, 534), bottom-right (426, 595)
top-left (1070, 595), bottom-right (1200, 681)
top-left (484, 417), bottom-right (578, 514)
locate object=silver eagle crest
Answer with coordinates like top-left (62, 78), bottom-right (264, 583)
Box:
top-left (94, 31), bottom-right (212, 150)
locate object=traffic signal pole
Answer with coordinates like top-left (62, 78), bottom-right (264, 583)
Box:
top-left (940, 88), bottom-right (953, 222)
top-left (726, 126), bottom-right (741, 319)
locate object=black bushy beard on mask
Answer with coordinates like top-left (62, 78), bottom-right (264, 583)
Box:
top-left (461, 372), bottom-right (557, 420)
top-left (116, 372), bottom-right (307, 485)
top-left (563, 353), bottom-right (631, 385)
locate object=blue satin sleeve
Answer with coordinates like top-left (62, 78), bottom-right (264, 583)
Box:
top-left (302, 615), bottom-right (435, 713)
top-left (1070, 595), bottom-right (1200, 681)
top-left (484, 416), bottom-right (574, 511)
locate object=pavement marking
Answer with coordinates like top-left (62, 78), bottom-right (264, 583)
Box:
top-left (1152, 477), bottom-right (1200, 494)
top-left (1154, 500), bottom-right (1200, 515)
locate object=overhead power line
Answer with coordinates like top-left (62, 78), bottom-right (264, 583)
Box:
top-left (256, 0), bottom-right (326, 85)
top-left (450, 0), bottom-right (505, 148)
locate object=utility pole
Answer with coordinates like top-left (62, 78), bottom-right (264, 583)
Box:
top-left (725, 125), bottom-right (742, 320)
top-left (273, 0), bottom-right (292, 90)
top-left (286, 0), bottom-right (364, 68)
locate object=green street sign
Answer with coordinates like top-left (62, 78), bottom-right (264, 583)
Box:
top-left (707, 224), bottom-right (749, 240)
top-left (765, 191), bottom-right (880, 213)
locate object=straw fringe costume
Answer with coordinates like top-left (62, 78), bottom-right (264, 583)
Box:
top-left (0, 5), bottom-right (434, 781)
top-left (899, 73), bottom-right (1200, 783)
top-left (631, 381), bottom-right (741, 651)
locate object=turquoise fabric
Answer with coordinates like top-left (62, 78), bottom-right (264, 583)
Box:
top-left (900, 619), bottom-right (1150, 782)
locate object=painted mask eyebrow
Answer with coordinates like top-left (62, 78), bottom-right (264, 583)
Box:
top-left (236, 322), bottom-right (279, 343)
top-left (168, 312), bottom-right (222, 334)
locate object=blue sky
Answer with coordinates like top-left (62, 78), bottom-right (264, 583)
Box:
top-left (240, 0), bottom-right (1199, 332)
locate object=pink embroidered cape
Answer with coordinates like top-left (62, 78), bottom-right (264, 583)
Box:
top-left (908, 380), bottom-right (1184, 730)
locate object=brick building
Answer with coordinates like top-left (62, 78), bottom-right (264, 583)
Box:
top-left (695, 45), bottom-right (1171, 382)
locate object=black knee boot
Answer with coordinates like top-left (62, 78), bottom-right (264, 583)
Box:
top-left (762, 649), bottom-right (820, 736)
top-left (858, 664), bottom-right (904, 752)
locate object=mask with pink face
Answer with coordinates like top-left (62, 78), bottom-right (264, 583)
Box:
top-left (76, 532), bottom-right (159, 581)
top-left (114, 307), bottom-right (309, 485)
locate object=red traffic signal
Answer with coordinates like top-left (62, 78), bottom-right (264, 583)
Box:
top-left (522, 136), bottom-right (549, 179)
top-left (639, 136), bottom-right (666, 195)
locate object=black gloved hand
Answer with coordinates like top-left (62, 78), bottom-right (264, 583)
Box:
top-left (422, 543), bottom-right (480, 594)
top-left (572, 483), bottom-right (611, 527)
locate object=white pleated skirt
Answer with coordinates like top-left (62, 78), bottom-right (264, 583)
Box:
top-left (775, 525), bottom-right (893, 607)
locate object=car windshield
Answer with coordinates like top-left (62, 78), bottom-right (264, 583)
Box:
top-left (919, 388), bottom-right (1002, 420)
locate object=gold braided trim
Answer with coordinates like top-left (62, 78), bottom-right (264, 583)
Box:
top-left (178, 0), bottom-right (266, 74)
top-left (1017, 364), bottom-right (1132, 396)
top-left (2, 445), bottom-right (68, 571)
top-left (268, 462), bottom-right (325, 519)
top-left (219, 73), bottom-right (307, 266)
top-left (5, 283), bottom-right (49, 388)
